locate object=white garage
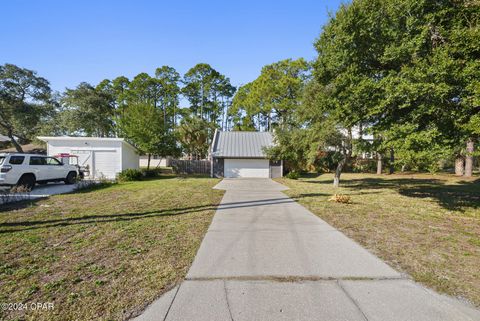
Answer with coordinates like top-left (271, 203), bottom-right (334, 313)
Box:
top-left (37, 136), bottom-right (139, 180)
top-left (224, 159), bottom-right (270, 178)
top-left (210, 130), bottom-right (283, 178)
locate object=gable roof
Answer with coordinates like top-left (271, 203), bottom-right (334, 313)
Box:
top-left (211, 130), bottom-right (274, 158)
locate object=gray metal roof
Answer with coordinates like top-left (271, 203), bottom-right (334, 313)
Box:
top-left (211, 131), bottom-right (274, 158)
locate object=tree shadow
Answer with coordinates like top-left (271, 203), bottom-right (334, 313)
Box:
top-left (0, 197), bottom-right (297, 234)
top-left (311, 176), bottom-right (480, 212)
top-left (397, 179), bottom-right (480, 211)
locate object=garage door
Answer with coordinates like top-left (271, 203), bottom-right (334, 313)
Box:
top-left (93, 150), bottom-right (118, 179)
top-left (224, 159), bottom-right (270, 178)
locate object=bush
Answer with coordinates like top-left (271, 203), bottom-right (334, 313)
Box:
top-left (285, 171), bottom-right (300, 179)
top-left (141, 168), bottom-right (163, 178)
top-left (352, 158), bottom-right (377, 173)
top-left (117, 169), bottom-right (143, 182)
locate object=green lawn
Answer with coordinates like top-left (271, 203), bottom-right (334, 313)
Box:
top-left (278, 173), bottom-right (480, 307)
top-left (0, 177), bottom-right (224, 321)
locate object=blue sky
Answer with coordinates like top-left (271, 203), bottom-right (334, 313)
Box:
top-left (2, 0), bottom-right (343, 95)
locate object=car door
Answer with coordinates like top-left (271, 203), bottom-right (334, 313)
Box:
top-left (45, 157), bottom-right (66, 180)
top-left (28, 156), bottom-right (48, 181)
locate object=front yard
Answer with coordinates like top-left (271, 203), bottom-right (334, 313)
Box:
top-left (0, 177), bottom-right (223, 321)
top-left (279, 173), bottom-right (480, 306)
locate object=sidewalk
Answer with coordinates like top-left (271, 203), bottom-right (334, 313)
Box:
top-left (134, 178), bottom-right (480, 321)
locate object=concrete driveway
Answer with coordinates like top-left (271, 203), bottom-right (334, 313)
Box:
top-left (0, 182), bottom-right (77, 205)
top-left (134, 178), bottom-right (480, 321)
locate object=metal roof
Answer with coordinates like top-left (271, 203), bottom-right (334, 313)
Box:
top-left (211, 131), bottom-right (274, 158)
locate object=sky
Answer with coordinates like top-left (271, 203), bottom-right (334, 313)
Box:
top-left (1, 0), bottom-right (343, 95)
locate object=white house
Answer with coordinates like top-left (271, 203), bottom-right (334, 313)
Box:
top-left (37, 136), bottom-right (139, 179)
top-left (139, 155), bottom-right (171, 168)
top-left (210, 130), bottom-right (283, 178)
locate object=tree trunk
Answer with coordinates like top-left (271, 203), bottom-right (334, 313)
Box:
top-left (333, 156), bottom-right (346, 188)
top-left (8, 132), bottom-right (23, 153)
top-left (464, 139), bottom-right (474, 177)
top-left (389, 148), bottom-right (395, 174)
top-left (455, 155), bottom-right (465, 176)
top-left (147, 154), bottom-right (151, 170)
top-left (376, 153), bottom-right (383, 175)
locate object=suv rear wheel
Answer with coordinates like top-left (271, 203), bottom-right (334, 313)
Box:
top-left (65, 171), bottom-right (77, 185)
top-left (16, 174), bottom-right (36, 191)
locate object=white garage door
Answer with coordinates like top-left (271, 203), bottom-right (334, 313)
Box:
top-left (93, 150), bottom-right (118, 179)
top-left (224, 159), bottom-right (270, 178)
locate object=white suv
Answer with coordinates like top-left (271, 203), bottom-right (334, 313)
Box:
top-left (0, 153), bottom-right (79, 190)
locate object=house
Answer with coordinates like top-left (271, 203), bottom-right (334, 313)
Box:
top-left (37, 136), bottom-right (139, 179)
top-left (210, 130), bottom-right (283, 178)
top-left (139, 155), bottom-right (171, 168)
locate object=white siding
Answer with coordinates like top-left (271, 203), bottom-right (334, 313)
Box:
top-left (139, 157), bottom-right (168, 168)
top-left (224, 159), bottom-right (270, 178)
top-left (42, 138), bottom-right (138, 180)
top-left (121, 142), bottom-right (140, 171)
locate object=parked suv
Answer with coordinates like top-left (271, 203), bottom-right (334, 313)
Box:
top-left (0, 153), bottom-right (79, 190)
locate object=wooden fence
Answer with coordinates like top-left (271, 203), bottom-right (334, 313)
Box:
top-left (171, 159), bottom-right (211, 175)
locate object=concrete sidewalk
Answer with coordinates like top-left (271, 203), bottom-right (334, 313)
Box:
top-left (134, 178), bottom-right (480, 321)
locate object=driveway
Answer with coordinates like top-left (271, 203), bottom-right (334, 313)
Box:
top-left (135, 178), bottom-right (480, 321)
top-left (0, 182), bottom-right (77, 205)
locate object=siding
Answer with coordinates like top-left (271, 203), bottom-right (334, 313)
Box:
top-left (44, 139), bottom-right (138, 179)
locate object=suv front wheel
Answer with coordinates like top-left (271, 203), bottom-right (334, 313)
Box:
top-left (16, 174), bottom-right (36, 191)
top-left (65, 171), bottom-right (77, 185)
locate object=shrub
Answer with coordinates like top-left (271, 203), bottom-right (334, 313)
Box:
top-left (117, 169), bottom-right (143, 182)
top-left (141, 168), bottom-right (163, 178)
top-left (74, 179), bottom-right (115, 192)
top-left (352, 158), bottom-right (377, 173)
top-left (285, 171), bottom-right (300, 179)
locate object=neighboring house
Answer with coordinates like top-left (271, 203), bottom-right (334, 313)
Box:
top-left (37, 136), bottom-right (139, 179)
top-left (210, 130), bottom-right (283, 178)
top-left (139, 155), bottom-right (171, 168)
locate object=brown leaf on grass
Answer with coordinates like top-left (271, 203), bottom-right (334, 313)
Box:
top-left (328, 194), bottom-right (351, 204)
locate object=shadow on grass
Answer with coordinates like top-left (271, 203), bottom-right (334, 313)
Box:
top-left (0, 197), bottom-right (296, 234)
top-left (0, 175), bottom-right (213, 213)
top-left (306, 176), bottom-right (480, 211)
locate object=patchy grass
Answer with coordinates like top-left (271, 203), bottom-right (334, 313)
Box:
top-left (0, 176), bottom-right (223, 321)
top-left (278, 173), bottom-right (480, 306)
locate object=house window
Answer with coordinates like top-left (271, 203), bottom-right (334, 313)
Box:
top-left (269, 160), bottom-right (281, 166)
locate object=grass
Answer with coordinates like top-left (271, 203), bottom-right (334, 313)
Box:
top-left (0, 176), bottom-right (224, 321)
top-left (278, 172), bottom-right (480, 307)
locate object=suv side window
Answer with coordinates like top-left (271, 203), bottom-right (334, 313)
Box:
top-left (29, 156), bottom-right (47, 165)
top-left (46, 157), bottom-right (62, 165)
top-left (9, 156), bottom-right (25, 165)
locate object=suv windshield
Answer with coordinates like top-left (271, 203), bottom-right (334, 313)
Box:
top-left (0, 156), bottom-right (4, 165)
top-left (46, 157), bottom-right (62, 165)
